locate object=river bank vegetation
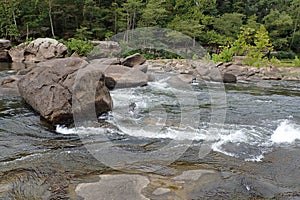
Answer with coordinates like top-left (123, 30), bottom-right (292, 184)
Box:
top-left (0, 0), bottom-right (299, 66)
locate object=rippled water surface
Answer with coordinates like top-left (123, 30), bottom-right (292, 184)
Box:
top-left (0, 64), bottom-right (300, 198)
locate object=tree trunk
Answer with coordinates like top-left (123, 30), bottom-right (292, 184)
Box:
top-left (290, 10), bottom-right (300, 49)
top-left (26, 24), bottom-right (29, 40)
top-left (49, 0), bottom-right (55, 37)
top-left (12, 10), bottom-right (17, 28)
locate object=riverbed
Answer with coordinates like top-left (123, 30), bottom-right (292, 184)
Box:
top-left (0, 62), bottom-right (299, 199)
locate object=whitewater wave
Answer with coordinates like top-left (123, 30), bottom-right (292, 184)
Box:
top-left (55, 118), bottom-right (300, 162)
top-left (271, 120), bottom-right (300, 143)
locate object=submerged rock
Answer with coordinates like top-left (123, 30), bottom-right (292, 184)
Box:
top-left (0, 75), bottom-right (21, 96)
top-left (17, 57), bottom-right (112, 124)
top-left (76, 174), bottom-right (150, 200)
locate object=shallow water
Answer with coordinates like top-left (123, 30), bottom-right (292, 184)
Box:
top-left (59, 73), bottom-right (300, 162)
top-left (0, 65), bottom-right (300, 198)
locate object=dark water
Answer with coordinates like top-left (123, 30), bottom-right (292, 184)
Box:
top-left (0, 64), bottom-right (300, 199)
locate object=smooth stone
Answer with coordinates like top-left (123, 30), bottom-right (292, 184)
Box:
top-left (172, 169), bottom-right (215, 182)
top-left (76, 174), bottom-right (150, 200)
top-left (152, 188), bottom-right (171, 196)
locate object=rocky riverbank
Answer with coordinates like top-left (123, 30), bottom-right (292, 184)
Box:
top-left (145, 58), bottom-right (300, 82)
top-left (1, 38), bottom-right (300, 125)
top-left (72, 147), bottom-right (300, 200)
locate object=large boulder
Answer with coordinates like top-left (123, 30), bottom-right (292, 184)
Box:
top-left (121, 53), bottom-right (146, 67)
top-left (17, 57), bottom-right (113, 124)
top-left (9, 38), bottom-right (67, 63)
top-left (0, 39), bottom-right (11, 49)
top-left (8, 43), bottom-right (25, 62)
top-left (0, 39), bottom-right (11, 62)
top-left (223, 73), bottom-right (237, 83)
top-left (90, 59), bottom-right (148, 90)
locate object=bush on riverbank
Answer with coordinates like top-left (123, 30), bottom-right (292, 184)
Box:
top-left (62, 38), bottom-right (94, 56)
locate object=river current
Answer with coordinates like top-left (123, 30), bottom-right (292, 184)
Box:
top-left (0, 63), bottom-right (300, 198)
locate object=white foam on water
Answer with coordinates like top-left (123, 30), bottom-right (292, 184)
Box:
top-left (271, 120), bottom-right (300, 143)
top-left (56, 125), bottom-right (111, 135)
top-left (245, 154), bottom-right (265, 162)
top-left (56, 125), bottom-right (75, 135)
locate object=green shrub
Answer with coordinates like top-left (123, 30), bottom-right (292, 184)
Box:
top-left (270, 56), bottom-right (281, 65)
top-left (212, 46), bottom-right (234, 63)
top-left (270, 51), bottom-right (296, 59)
top-left (242, 56), bottom-right (268, 67)
top-left (294, 56), bottom-right (300, 67)
top-left (122, 48), bottom-right (182, 59)
top-left (63, 38), bottom-right (93, 56)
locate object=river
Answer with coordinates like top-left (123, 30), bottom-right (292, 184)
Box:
top-left (0, 62), bottom-right (299, 199)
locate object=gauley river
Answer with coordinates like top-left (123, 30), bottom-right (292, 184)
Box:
top-left (0, 62), bottom-right (300, 199)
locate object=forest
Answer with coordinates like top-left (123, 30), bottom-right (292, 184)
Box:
top-left (0, 0), bottom-right (299, 58)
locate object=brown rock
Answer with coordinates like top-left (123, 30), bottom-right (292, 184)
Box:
top-left (17, 57), bottom-right (112, 124)
top-left (121, 53), bottom-right (146, 67)
top-left (0, 50), bottom-right (11, 62)
top-left (223, 73), bottom-right (237, 83)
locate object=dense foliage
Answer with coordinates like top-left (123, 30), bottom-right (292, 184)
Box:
top-left (0, 0), bottom-right (299, 56)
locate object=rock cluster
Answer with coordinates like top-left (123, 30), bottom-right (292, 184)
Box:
top-left (2, 38), bottom-right (300, 124)
top-left (146, 59), bottom-right (300, 83)
top-left (8, 38), bottom-right (67, 63)
top-left (2, 53), bottom-right (149, 124)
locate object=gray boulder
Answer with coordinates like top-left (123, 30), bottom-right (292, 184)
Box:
top-left (89, 59), bottom-right (148, 90)
top-left (9, 38), bottom-right (67, 63)
top-left (17, 57), bottom-right (112, 124)
top-left (223, 64), bottom-right (248, 77)
top-left (0, 39), bottom-right (11, 61)
top-left (223, 73), bottom-right (237, 83)
top-left (8, 43), bottom-right (26, 62)
top-left (133, 64), bottom-right (148, 73)
top-left (121, 53), bottom-right (146, 67)
top-left (99, 64), bottom-right (148, 90)
top-left (0, 39), bottom-right (11, 49)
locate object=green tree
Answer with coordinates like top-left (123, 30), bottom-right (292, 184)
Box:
top-left (289, 0), bottom-right (300, 53)
top-left (0, 0), bottom-right (21, 40)
top-left (263, 9), bottom-right (293, 50)
top-left (139, 0), bottom-right (168, 27)
top-left (213, 13), bottom-right (245, 44)
top-left (213, 25), bottom-right (273, 65)
top-left (168, 0), bottom-right (216, 46)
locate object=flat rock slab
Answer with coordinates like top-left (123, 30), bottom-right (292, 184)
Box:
top-left (76, 174), bottom-right (150, 200)
top-left (172, 169), bottom-right (216, 182)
